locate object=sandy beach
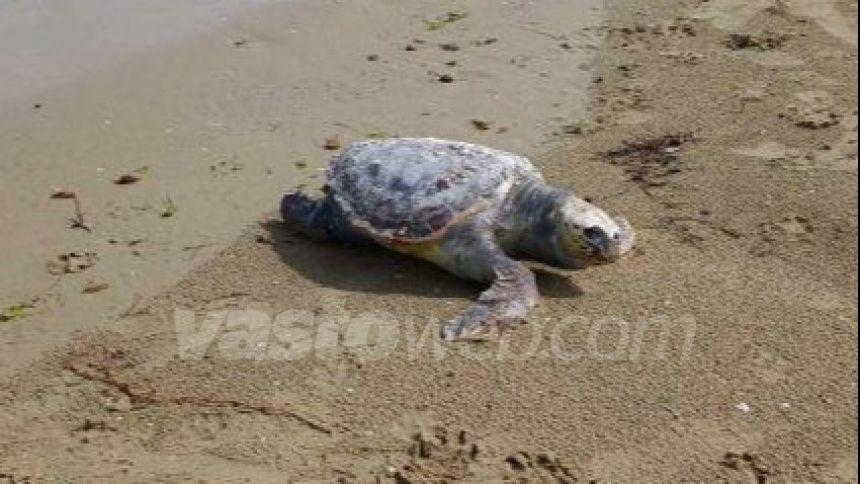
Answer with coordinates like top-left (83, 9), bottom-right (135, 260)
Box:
top-left (1, 0), bottom-right (857, 482)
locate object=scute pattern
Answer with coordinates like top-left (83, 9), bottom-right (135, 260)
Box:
top-left (327, 138), bottom-right (542, 241)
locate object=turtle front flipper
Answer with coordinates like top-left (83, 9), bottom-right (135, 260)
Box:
top-left (440, 244), bottom-right (539, 341)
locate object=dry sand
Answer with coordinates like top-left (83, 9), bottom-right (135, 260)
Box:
top-left (1, 0), bottom-right (858, 482)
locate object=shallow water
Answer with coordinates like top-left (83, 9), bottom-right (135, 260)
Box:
top-left (0, 0), bottom-right (277, 106)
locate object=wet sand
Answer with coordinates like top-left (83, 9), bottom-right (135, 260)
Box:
top-left (0, 0), bottom-right (602, 374)
top-left (0, 0), bottom-right (275, 106)
top-left (1, 0), bottom-right (857, 482)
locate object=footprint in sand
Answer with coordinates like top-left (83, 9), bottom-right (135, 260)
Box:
top-left (720, 451), bottom-right (773, 484)
top-left (732, 140), bottom-right (809, 170)
top-left (695, 0), bottom-right (858, 48)
top-left (390, 425), bottom-right (483, 482)
top-left (784, 90), bottom-right (842, 129)
top-left (817, 113), bottom-right (859, 173)
top-left (693, 0), bottom-right (776, 31)
top-left (753, 215), bottom-right (815, 258)
top-left (504, 450), bottom-right (578, 483)
top-left (789, 0), bottom-right (858, 48)
top-left (733, 117), bottom-right (857, 173)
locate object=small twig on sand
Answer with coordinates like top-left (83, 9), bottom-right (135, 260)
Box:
top-left (520, 25), bottom-right (568, 41)
top-left (69, 196), bottom-right (91, 232)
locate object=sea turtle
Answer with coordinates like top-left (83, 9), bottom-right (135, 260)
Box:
top-left (281, 138), bottom-right (635, 341)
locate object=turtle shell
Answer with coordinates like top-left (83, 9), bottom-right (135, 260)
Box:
top-left (326, 138), bottom-right (542, 242)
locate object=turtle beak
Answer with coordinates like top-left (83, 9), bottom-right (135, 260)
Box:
top-left (584, 218), bottom-right (635, 263)
top-left (603, 217), bottom-right (635, 261)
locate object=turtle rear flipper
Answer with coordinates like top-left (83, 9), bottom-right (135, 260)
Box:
top-left (280, 192), bottom-right (370, 245)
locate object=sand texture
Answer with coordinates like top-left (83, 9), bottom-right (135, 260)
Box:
top-left (0, 0), bottom-right (857, 482)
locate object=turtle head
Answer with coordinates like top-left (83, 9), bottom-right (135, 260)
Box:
top-left (553, 196), bottom-right (635, 268)
top-left (505, 182), bottom-right (634, 270)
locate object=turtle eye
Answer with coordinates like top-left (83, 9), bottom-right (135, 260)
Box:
top-left (583, 226), bottom-right (608, 250)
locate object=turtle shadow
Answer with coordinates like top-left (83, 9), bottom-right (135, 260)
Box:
top-left (532, 268), bottom-right (584, 299)
top-left (260, 220), bottom-right (582, 300)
